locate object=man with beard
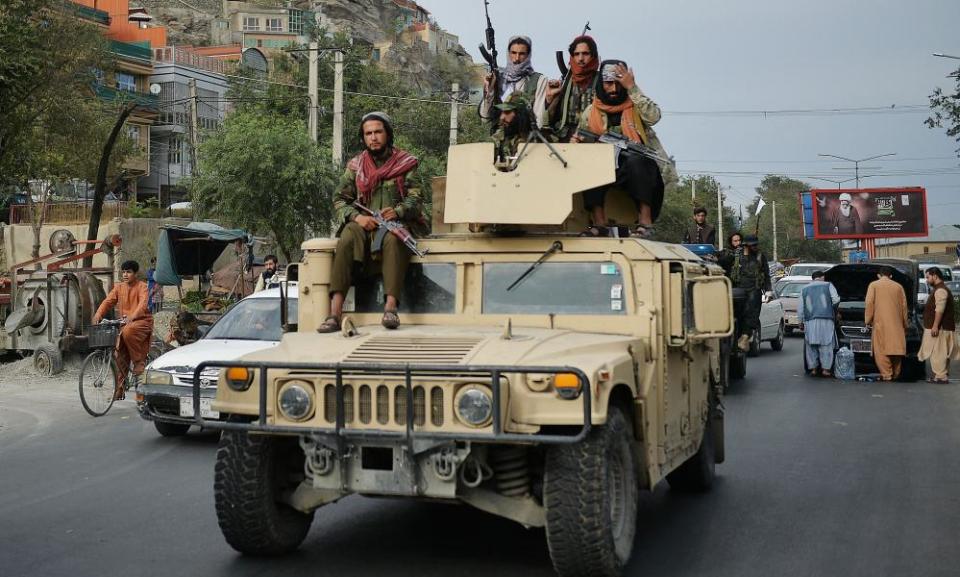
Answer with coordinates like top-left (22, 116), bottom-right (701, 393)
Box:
top-left (718, 234), bottom-right (772, 352)
top-left (318, 112), bottom-right (423, 333)
top-left (546, 35), bottom-right (600, 142)
top-left (829, 192), bottom-right (864, 235)
top-left (254, 254), bottom-right (279, 293)
top-left (491, 93), bottom-right (534, 169)
top-left (917, 266), bottom-right (959, 383)
top-left (572, 60), bottom-right (671, 238)
top-left (479, 35), bottom-right (549, 129)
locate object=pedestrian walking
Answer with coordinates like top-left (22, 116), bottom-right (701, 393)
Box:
top-left (917, 266), bottom-right (960, 383)
top-left (799, 270), bottom-right (840, 377)
top-left (865, 266), bottom-right (908, 381)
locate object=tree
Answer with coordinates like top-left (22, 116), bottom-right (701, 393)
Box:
top-left (927, 66), bottom-right (960, 156)
top-left (741, 175), bottom-right (841, 263)
top-left (190, 111), bottom-right (338, 261)
top-left (652, 175), bottom-right (738, 244)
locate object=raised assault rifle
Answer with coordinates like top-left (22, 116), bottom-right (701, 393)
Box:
top-left (353, 201), bottom-right (427, 258)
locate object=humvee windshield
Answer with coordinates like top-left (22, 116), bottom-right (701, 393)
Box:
top-left (483, 262), bottom-right (627, 315)
top-left (351, 263), bottom-right (456, 314)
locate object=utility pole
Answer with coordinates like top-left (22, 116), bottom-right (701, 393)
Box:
top-left (308, 41), bottom-right (318, 142)
top-left (772, 201), bottom-right (778, 262)
top-left (189, 79), bottom-right (199, 173)
top-left (716, 183), bottom-right (724, 250)
top-left (332, 49), bottom-right (344, 169)
top-left (448, 82), bottom-right (459, 146)
top-left (692, 179), bottom-right (696, 203)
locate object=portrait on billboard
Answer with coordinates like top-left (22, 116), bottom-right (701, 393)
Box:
top-left (810, 188), bottom-right (928, 239)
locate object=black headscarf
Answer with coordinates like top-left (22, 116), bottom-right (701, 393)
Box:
top-left (594, 59), bottom-right (629, 106)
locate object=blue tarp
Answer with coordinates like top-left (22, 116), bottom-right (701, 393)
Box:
top-left (154, 222), bottom-right (251, 286)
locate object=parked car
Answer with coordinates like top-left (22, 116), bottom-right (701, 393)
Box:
top-left (787, 262), bottom-right (836, 278)
top-left (140, 283), bottom-right (298, 436)
top-left (824, 259), bottom-right (924, 380)
top-left (750, 289), bottom-right (785, 356)
top-left (918, 263), bottom-right (953, 282)
top-left (917, 282), bottom-right (930, 307)
top-left (774, 275), bottom-right (811, 335)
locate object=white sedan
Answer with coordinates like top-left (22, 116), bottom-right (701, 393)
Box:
top-left (139, 283), bottom-right (297, 437)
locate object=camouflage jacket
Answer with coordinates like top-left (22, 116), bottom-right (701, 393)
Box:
top-left (491, 127), bottom-right (525, 165)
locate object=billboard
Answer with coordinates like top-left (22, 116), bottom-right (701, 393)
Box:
top-left (810, 187), bottom-right (928, 240)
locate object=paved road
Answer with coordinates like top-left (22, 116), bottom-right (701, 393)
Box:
top-left (1, 337), bottom-right (959, 577)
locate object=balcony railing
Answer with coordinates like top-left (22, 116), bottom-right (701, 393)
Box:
top-left (93, 84), bottom-right (159, 110)
top-left (69, 2), bottom-right (111, 26)
top-left (110, 40), bottom-right (153, 64)
top-left (153, 46), bottom-right (234, 75)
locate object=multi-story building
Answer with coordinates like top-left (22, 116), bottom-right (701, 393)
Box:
top-left (137, 47), bottom-right (230, 204)
top-left (73, 0), bottom-right (165, 199)
top-left (213, 1), bottom-right (318, 50)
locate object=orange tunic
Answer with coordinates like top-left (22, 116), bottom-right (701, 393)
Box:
top-left (865, 276), bottom-right (908, 356)
top-left (94, 279), bottom-right (154, 375)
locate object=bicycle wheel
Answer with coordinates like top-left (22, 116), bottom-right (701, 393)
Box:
top-left (79, 349), bottom-right (119, 417)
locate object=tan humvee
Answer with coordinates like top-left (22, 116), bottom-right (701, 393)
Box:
top-left (198, 143), bottom-right (733, 577)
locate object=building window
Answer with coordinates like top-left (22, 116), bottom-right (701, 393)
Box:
top-left (372, 48), bottom-right (381, 62)
top-left (116, 72), bottom-right (136, 92)
top-left (125, 124), bottom-right (141, 146)
top-left (288, 9), bottom-right (303, 34)
top-left (218, 21), bottom-right (228, 29)
top-left (924, 247), bottom-right (930, 254)
top-left (91, 67), bottom-right (105, 85)
top-left (266, 18), bottom-right (283, 32)
top-left (243, 17), bottom-right (259, 31)
top-left (168, 135), bottom-right (182, 165)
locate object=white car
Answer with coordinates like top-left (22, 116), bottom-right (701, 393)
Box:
top-left (753, 290), bottom-right (785, 356)
top-left (787, 262), bottom-right (835, 278)
top-left (774, 275), bottom-right (813, 335)
top-left (140, 283), bottom-right (298, 437)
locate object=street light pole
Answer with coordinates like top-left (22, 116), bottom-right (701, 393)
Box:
top-left (816, 153), bottom-right (896, 189)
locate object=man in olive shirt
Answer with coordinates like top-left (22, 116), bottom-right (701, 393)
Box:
top-left (319, 112), bottom-right (423, 332)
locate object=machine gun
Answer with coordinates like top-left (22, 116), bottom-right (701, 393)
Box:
top-left (353, 202), bottom-right (428, 258)
top-left (575, 128), bottom-right (671, 166)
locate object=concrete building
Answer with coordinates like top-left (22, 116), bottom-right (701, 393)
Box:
top-left (213, 1), bottom-right (318, 49)
top-left (137, 47), bottom-right (230, 205)
top-left (871, 225), bottom-right (960, 264)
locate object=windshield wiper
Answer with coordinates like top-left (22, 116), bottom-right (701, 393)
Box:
top-left (507, 241), bottom-right (563, 292)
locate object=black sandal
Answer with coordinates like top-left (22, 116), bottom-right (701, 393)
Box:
top-left (382, 310), bottom-right (400, 330)
top-left (317, 316), bottom-right (341, 333)
top-left (579, 225), bottom-right (609, 237)
top-left (632, 224), bottom-right (655, 239)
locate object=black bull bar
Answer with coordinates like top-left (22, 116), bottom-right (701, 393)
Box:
top-left (191, 361), bottom-right (592, 445)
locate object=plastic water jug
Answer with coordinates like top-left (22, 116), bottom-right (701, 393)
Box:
top-left (835, 346), bottom-right (855, 381)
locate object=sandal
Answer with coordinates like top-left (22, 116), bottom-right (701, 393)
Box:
top-left (316, 316), bottom-right (341, 334)
top-left (382, 310), bottom-right (400, 330)
top-left (927, 377), bottom-right (949, 384)
top-left (579, 225), bottom-right (609, 237)
top-left (632, 224), bottom-right (655, 239)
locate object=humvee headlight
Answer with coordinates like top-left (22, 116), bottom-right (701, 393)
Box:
top-left (553, 373), bottom-right (583, 400)
top-left (144, 369), bottom-right (173, 386)
top-left (454, 385), bottom-right (493, 427)
top-left (225, 367), bottom-right (253, 391)
top-left (278, 381), bottom-right (314, 421)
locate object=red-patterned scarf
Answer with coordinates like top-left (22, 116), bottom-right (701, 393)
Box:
top-left (348, 148), bottom-right (419, 204)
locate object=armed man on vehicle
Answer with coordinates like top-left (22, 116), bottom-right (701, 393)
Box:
top-left (570, 60), bottom-right (671, 238)
top-left (479, 35), bottom-right (549, 129)
top-left (718, 234), bottom-right (772, 352)
top-left (683, 206), bottom-right (717, 246)
top-left (491, 93), bottom-right (535, 169)
top-left (546, 34), bottom-right (600, 141)
top-left (318, 111), bottom-right (423, 333)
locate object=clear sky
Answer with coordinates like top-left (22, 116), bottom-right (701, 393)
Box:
top-left (420, 0), bottom-right (960, 226)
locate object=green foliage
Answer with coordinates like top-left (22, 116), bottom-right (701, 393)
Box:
top-left (128, 197), bottom-right (161, 218)
top-left (189, 110), bottom-right (337, 261)
top-left (926, 68), bottom-right (960, 156)
top-left (741, 175), bottom-right (841, 263)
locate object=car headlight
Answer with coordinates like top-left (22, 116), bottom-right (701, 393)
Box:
top-left (144, 369), bottom-right (173, 385)
top-left (225, 367), bottom-right (253, 391)
top-left (454, 384), bottom-right (493, 427)
top-left (278, 380), bottom-right (314, 421)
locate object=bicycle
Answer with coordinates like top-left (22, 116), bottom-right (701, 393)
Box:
top-left (79, 319), bottom-right (159, 417)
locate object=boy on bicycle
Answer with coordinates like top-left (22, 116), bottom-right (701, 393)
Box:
top-left (93, 260), bottom-right (154, 399)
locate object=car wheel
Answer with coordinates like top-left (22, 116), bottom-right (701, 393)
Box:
top-left (154, 421), bottom-right (190, 437)
top-left (545, 405), bottom-right (638, 577)
top-left (748, 328), bottom-right (761, 357)
top-left (770, 322), bottom-right (785, 351)
top-left (214, 429), bottom-right (314, 555)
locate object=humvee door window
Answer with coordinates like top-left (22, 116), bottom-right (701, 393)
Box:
top-left (350, 263), bottom-right (456, 314)
top-left (483, 262), bottom-right (627, 315)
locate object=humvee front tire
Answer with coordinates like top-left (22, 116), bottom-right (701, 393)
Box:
top-left (544, 406), bottom-right (638, 577)
top-left (214, 429), bottom-right (314, 555)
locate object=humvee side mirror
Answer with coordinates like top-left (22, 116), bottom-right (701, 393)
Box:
top-left (688, 276), bottom-right (734, 339)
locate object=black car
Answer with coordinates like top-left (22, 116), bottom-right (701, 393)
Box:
top-left (824, 259), bottom-right (924, 380)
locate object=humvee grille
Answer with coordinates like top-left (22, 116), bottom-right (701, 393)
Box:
top-left (324, 384), bottom-right (432, 428)
top-left (344, 336), bottom-right (482, 365)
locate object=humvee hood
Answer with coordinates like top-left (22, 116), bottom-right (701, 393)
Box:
top-left (237, 324), bottom-right (640, 370)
